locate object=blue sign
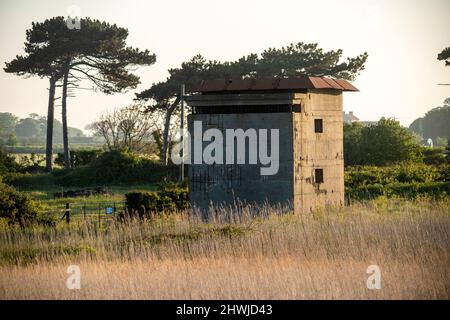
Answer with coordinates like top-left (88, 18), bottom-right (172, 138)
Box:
top-left (106, 207), bottom-right (113, 214)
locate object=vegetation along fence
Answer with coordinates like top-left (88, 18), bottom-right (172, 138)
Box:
top-left (54, 201), bottom-right (126, 224)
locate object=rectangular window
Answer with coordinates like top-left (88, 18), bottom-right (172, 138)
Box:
top-left (315, 169), bottom-right (324, 184)
top-left (314, 119), bottom-right (323, 133)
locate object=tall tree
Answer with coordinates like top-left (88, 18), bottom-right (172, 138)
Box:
top-left (137, 43), bottom-right (368, 164)
top-left (88, 104), bottom-right (155, 152)
top-left (23, 17), bottom-right (156, 168)
top-left (0, 113), bottom-right (18, 142)
top-left (5, 17), bottom-right (156, 169)
top-left (4, 45), bottom-right (63, 171)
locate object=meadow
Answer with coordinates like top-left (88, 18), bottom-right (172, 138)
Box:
top-left (0, 198), bottom-right (449, 299)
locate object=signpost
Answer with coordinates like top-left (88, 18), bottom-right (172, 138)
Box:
top-left (180, 84), bottom-right (185, 186)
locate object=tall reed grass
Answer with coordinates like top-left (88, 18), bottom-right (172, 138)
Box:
top-left (0, 198), bottom-right (449, 299)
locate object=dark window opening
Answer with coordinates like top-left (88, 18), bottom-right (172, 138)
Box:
top-left (314, 119), bottom-right (323, 133)
top-left (315, 169), bottom-right (324, 184)
top-left (192, 104), bottom-right (294, 114)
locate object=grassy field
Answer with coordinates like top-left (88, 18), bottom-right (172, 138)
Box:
top-left (0, 198), bottom-right (449, 299)
top-left (22, 182), bottom-right (158, 218)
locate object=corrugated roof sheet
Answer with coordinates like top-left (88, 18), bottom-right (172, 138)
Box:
top-left (191, 76), bottom-right (358, 93)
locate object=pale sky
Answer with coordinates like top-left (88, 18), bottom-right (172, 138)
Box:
top-left (0, 0), bottom-right (449, 132)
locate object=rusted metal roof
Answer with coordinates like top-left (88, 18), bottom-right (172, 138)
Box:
top-left (190, 77), bottom-right (358, 93)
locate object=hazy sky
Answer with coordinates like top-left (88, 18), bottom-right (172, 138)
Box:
top-left (0, 0), bottom-right (449, 131)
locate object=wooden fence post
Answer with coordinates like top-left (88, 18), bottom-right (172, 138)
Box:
top-left (65, 203), bottom-right (70, 224)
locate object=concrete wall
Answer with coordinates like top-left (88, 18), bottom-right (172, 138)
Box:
top-left (293, 89), bottom-right (344, 214)
top-left (188, 112), bottom-right (294, 211)
top-left (187, 89), bottom-right (345, 214)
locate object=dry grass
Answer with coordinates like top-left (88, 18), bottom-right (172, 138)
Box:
top-left (0, 198), bottom-right (449, 299)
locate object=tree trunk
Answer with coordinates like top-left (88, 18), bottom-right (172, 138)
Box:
top-left (162, 97), bottom-right (180, 165)
top-left (45, 77), bottom-right (56, 172)
top-left (61, 65), bottom-right (71, 169)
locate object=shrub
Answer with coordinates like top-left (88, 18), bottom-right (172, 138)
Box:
top-left (346, 181), bottom-right (450, 200)
top-left (125, 191), bottom-right (160, 213)
top-left (9, 172), bottom-right (55, 189)
top-left (345, 163), bottom-right (444, 189)
top-left (344, 163), bottom-right (450, 200)
top-left (0, 145), bottom-right (18, 181)
top-left (420, 147), bottom-right (447, 165)
top-left (16, 153), bottom-right (46, 174)
top-left (158, 180), bottom-right (189, 211)
top-left (54, 149), bottom-right (102, 168)
top-left (54, 150), bottom-right (178, 186)
top-left (125, 181), bottom-right (189, 216)
top-left (344, 119), bottom-right (421, 166)
top-left (0, 181), bottom-right (52, 227)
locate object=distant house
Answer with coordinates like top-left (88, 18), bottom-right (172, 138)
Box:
top-left (343, 111), bottom-right (378, 126)
top-left (360, 120), bottom-right (378, 127)
top-left (343, 111), bottom-right (359, 124)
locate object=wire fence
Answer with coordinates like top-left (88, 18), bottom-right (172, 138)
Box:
top-left (49, 201), bottom-right (127, 224)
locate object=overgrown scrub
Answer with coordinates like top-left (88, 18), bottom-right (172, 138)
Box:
top-left (0, 181), bottom-right (53, 227)
top-left (343, 119), bottom-right (422, 166)
top-left (125, 180), bottom-right (189, 215)
top-left (55, 149), bottom-right (102, 168)
top-left (420, 146), bottom-right (448, 165)
top-left (345, 163), bottom-right (450, 200)
top-left (54, 150), bottom-right (177, 186)
top-left (0, 199), bottom-right (449, 299)
top-left (9, 172), bottom-right (56, 189)
top-left (0, 146), bottom-right (18, 184)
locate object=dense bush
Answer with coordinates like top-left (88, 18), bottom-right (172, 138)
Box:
top-left (125, 181), bottom-right (189, 216)
top-left (16, 153), bottom-right (46, 174)
top-left (345, 163), bottom-right (450, 200)
top-left (0, 146), bottom-right (18, 182)
top-left (55, 149), bottom-right (102, 168)
top-left (9, 172), bottom-right (55, 189)
top-left (0, 180), bottom-right (52, 226)
top-left (346, 181), bottom-right (450, 200)
top-left (420, 147), bottom-right (448, 165)
top-left (344, 163), bottom-right (446, 188)
top-left (344, 119), bottom-right (421, 166)
top-left (54, 150), bottom-right (178, 186)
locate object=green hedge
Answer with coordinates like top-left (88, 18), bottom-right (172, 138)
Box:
top-left (346, 181), bottom-right (450, 200)
top-left (345, 163), bottom-right (448, 187)
top-left (344, 163), bottom-right (449, 200)
top-left (125, 182), bottom-right (189, 215)
top-left (54, 150), bottom-right (178, 187)
top-left (0, 180), bottom-right (53, 226)
top-left (55, 149), bottom-right (102, 168)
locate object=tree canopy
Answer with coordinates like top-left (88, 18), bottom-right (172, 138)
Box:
top-left (4, 16), bottom-right (156, 169)
top-left (6, 17), bottom-right (156, 92)
top-left (409, 99), bottom-right (450, 142)
top-left (136, 42), bottom-right (368, 164)
top-left (344, 118), bottom-right (421, 166)
top-left (0, 112), bottom-right (85, 145)
top-left (137, 43), bottom-right (368, 102)
top-left (438, 47), bottom-right (450, 66)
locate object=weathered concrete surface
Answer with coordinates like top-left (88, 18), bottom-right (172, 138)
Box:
top-left (187, 89), bottom-right (345, 214)
top-left (188, 113), bottom-right (293, 210)
top-left (293, 90), bottom-right (344, 214)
